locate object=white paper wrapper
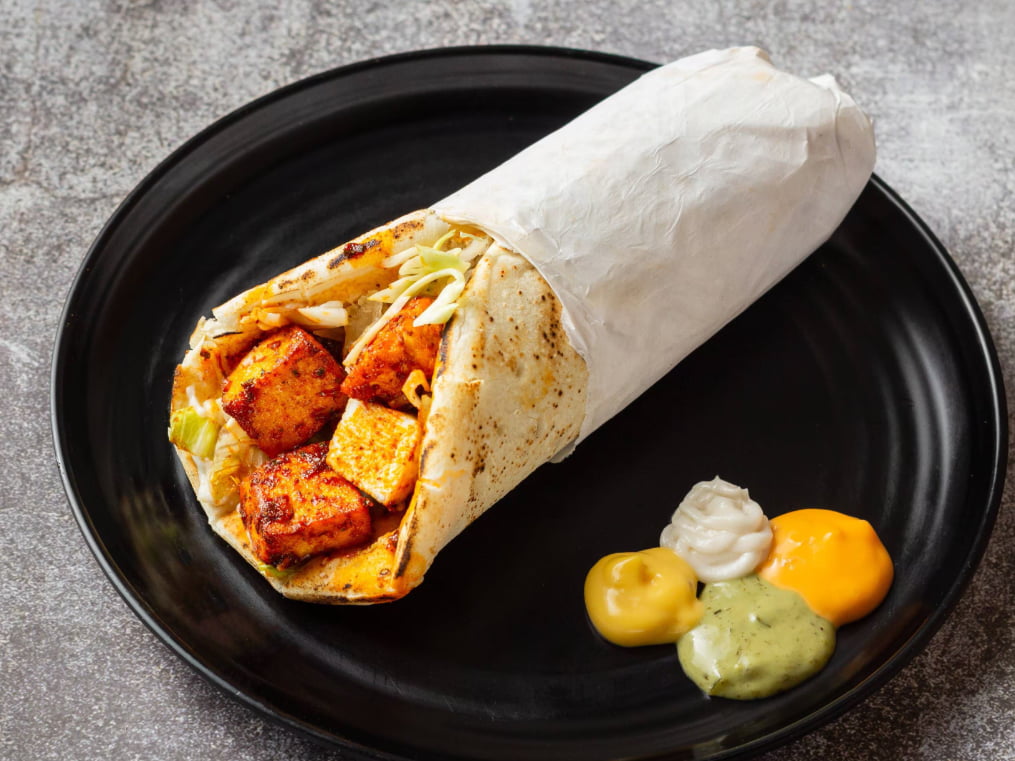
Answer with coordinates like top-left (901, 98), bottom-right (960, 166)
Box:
top-left (433, 46), bottom-right (876, 443)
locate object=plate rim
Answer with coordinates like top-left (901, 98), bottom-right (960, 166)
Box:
top-left (50, 44), bottom-right (1009, 761)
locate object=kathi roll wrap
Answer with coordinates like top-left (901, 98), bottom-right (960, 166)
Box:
top-left (168, 46), bottom-right (876, 604)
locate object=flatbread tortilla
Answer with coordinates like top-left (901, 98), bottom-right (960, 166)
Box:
top-left (170, 209), bottom-right (586, 602)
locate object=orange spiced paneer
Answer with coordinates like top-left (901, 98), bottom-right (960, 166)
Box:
top-left (341, 296), bottom-right (442, 408)
top-left (327, 399), bottom-right (422, 507)
top-left (238, 442), bottom-right (373, 568)
top-left (222, 326), bottom-right (346, 457)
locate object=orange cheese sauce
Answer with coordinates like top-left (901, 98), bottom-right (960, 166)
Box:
top-left (757, 508), bottom-right (893, 627)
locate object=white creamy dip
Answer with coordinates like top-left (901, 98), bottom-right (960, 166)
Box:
top-left (660, 477), bottom-right (773, 583)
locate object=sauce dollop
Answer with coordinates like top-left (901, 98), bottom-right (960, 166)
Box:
top-left (677, 575), bottom-right (835, 699)
top-left (585, 547), bottom-right (703, 647)
top-left (660, 477), bottom-right (772, 583)
top-left (757, 508), bottom-right (893, 626)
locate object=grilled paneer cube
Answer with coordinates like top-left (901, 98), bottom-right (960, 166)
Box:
top-left (238, 442), bottom-right (373, 569)
top-left (326, 399), bottom-right (421, 507)
top-left (341, 296), bottom-right (442, 408)
top-left (222, 325), bottom-right (346, 457)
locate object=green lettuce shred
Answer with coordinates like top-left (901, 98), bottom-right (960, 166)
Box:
top-left (169, 407), bottom-right (220, 459)
top-left (345, 229), bottom-right (477, 365)
top-left (257, 562), bottom-right (296, 580)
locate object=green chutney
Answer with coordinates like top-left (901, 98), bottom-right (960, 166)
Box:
top-left (677, 575), bottom-right (835, 699)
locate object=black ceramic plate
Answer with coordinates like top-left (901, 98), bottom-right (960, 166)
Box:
top-left (53, 47), bottom-right (1006, 761)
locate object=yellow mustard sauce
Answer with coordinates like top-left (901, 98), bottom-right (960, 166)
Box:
top-left (584, 548), bottom-right (703, 647)
top-left (677, 575), bottom-right (836, 699)
top-left (757, 508), bottom-right (894, 627)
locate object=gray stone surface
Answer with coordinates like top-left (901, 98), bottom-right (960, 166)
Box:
top-left (2, 1), bottom-right (1013, 759)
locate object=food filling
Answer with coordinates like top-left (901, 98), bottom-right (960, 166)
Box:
top-left (220, 325), bottom-right (347, 457)
top-left (170, 226), bottom-right (486, 571)
top-left (238, 442), bottom-right (374, 569)
top-left (340, 296), bottom-right (443, 409)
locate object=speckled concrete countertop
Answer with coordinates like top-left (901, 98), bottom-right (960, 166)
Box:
top-left (3, 1), bottom-right (1014, 759)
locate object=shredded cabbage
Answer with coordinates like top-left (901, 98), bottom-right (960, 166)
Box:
top-left (202, 419), bottom-right (267, 507)
top-left (169, 407), bottom-right (220, 459)
top-left (344, 229), bottom-right (478, 366)
top-left (296, 301), bottom-right (349, 328)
